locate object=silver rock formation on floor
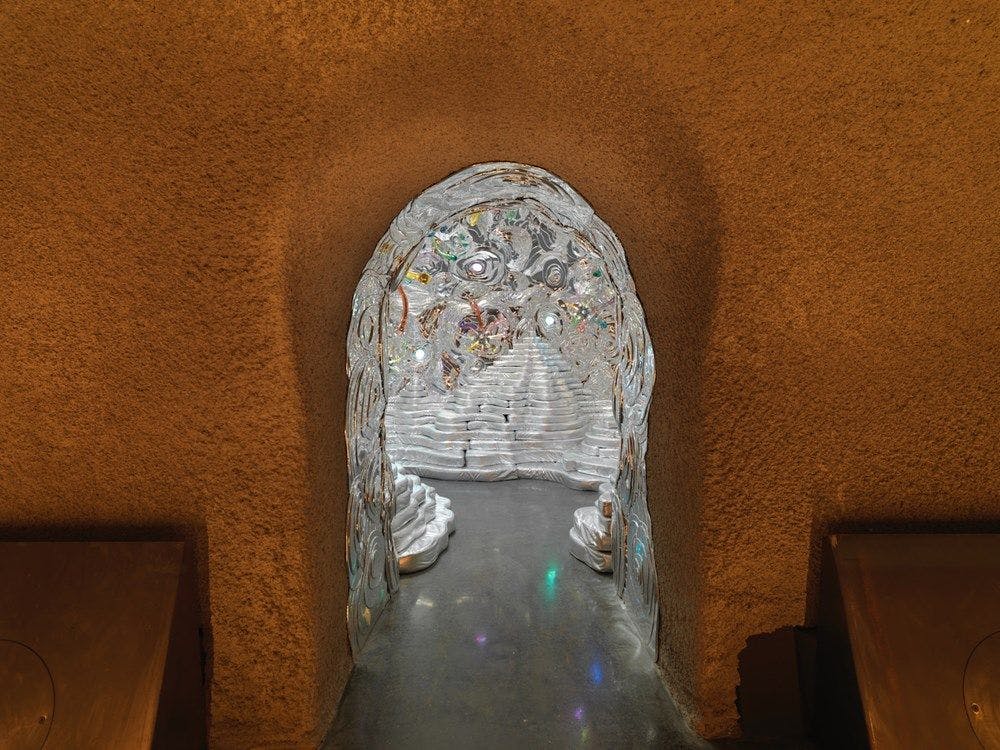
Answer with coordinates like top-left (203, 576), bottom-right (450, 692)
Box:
top-left (390, 464), bottom-right (455, 573)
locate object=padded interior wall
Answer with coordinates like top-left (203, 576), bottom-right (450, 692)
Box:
top-left (1, 1), bottom-right (997, 743)
top-left (387, 334), bottom-right (619, 488)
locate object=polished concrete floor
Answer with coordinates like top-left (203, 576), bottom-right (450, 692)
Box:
top-left (326, 479), bottom-right (708, 749)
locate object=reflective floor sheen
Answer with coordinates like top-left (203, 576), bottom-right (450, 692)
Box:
top-left (326, 479), bottom-right (707, 749)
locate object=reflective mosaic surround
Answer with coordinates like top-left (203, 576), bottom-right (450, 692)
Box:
top-left (346, 163), bottom-right (657, 656)
top-left (384, 202), bottom-right (618, 397)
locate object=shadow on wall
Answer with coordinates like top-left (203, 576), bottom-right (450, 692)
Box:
top-left (277, 31), bottom-right (723, 735)
top-left (638, 109), bottom-right (723, 727)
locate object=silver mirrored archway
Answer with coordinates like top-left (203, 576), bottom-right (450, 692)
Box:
top-left (346, 163), bottom-right (657, 656)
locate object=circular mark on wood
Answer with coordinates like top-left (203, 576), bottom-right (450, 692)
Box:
top-left (0, 639), bottom-right (54, 749)
top-left (965, 631), bottom-right (1000, 749)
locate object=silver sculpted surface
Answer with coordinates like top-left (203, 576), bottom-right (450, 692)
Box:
top-left (390, 463), bottom-right (455, 573)
top-left (346, 163), bottom-right (658, 657)
top-left (386, 333), bottom-right (619, 489)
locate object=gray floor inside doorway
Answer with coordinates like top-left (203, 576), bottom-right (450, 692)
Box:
top-left (326, 478), bottom-right (707, 749)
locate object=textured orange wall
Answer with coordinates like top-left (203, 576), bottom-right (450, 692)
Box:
top-left (1, 1), bottom-right (997, 744)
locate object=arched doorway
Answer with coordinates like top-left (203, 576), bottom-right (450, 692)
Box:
top-left (346, 163), bottom-right (657, 657)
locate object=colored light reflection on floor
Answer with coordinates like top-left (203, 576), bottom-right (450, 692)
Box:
top-left (543, 563), bottom-right (559, 601)
top-left (589, 661), bottom-right (604, 685)
top-left (474, 633), bottom-right (487, 646)
top-left (573, 705), bottom-right (590, 743)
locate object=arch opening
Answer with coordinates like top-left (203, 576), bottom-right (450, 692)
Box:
top-left (346, 163), bottom-right (657, 657)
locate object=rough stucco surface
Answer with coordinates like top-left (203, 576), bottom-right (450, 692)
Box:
top-left (0, 1), bottom-right (997, 744)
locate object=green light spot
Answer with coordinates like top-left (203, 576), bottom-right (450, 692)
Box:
top-left (543, 564), bottom-right (559, 601)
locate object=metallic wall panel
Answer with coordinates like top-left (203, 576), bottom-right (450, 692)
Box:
top-left (0, 542), bottom-right (204, 749)
top-left (818, 534), bottom-right (1000, 749)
